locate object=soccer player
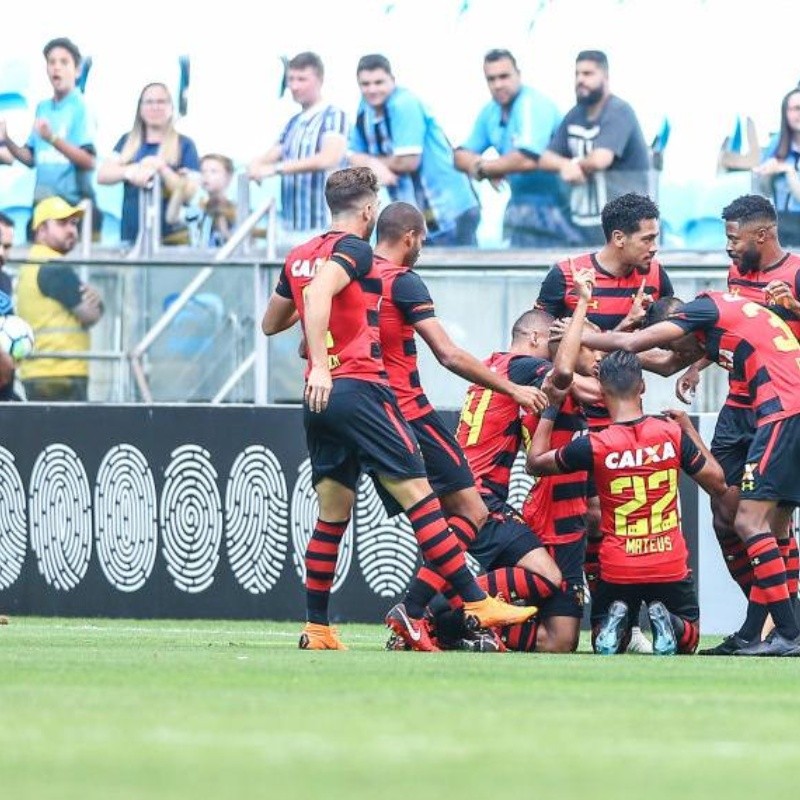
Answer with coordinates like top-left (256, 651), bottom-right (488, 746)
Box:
top-left (261, 167), bottom-right (537, 650)
top-left (371, 201), bottom-right (550, 651)
top-left (675, 195), bottom-right (800, 605)
top-left (580, 292), bottom-right (800, 656)
top-left (527, 350), bottom-right (727, 655)
top-left (441, 268), bottom-right (597, 653)
top-left (537, 192), bottom-right (676, 652)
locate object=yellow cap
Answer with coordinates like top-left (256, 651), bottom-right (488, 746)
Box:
top-left (32, 196), bottom-right (84, 230)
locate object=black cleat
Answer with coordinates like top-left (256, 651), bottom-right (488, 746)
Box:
top-left (697, 633), bottom-right (752, 656)
top-left (733, 630), bottom-right (800, 657)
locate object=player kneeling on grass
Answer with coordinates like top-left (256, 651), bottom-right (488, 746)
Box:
top-left (527, 350), bottom-right (728, 655)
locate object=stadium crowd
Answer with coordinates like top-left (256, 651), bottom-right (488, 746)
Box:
top-left (2, 36), bottom-right (800, 657)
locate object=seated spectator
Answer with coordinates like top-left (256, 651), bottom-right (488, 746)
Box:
top-left (198, 153), bottom-right (237, 247)
top-left (0, 37), bottom-right (99, 235)
top-left (247, 51), bottom-right (348, 241)
top-left (349, 53), bottom-right (480, 247)
top-left (97, 82), bottom-right (200, 246)
top-left (753, 88), bottom-right (800, 246)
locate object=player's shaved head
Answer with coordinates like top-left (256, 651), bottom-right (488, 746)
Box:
top-left (512, 309), bottom-right (553, 342)
top-left (643, 296), bottom-right (684, 327)
top-left (598, 350), bottom-right (642, 398)
top-left (376, 202), bottom-right (425, 243)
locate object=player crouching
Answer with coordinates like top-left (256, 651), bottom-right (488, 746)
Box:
top-left (528, 350), bottom-right (728, 655)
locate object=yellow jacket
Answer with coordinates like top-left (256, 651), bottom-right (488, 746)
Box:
top-left (16, 244), bottom-right (89, 380)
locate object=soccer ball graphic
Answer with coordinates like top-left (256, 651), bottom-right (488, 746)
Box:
top-left (0, 315), bottom-right (35, 361)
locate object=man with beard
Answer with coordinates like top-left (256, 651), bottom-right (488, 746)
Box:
top-left (372, 201), bottom-right (553, 651)
top-left (261, 168), bottom-right (538, 650)
top-left (675, 195), bottom-right (800, 637)
top-left (578, 293), bottom-right (800, 656)
top-left (539, 51), bottom-right (651, 246)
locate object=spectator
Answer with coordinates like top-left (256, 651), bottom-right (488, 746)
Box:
top-left (753, 88), bottom-right (800, 246)
top-left (0, 37), bottom-right (98, 234)
top-left (455, 48), bottom-right (580, 247)
top-left (349, 53), bottom-right (480, 247)
top-left (247, 52), bottom-right (348, 242)
top-left (540, 50), bottom-right (651, 246)
top-left (97, 82), bottom-right (200, 246)
top-left (198, 153), bottom-right (237, 246)
top-left (0, 211), bottom-right (19, 399)
top-left (15, 197), bottom-right (103, 401)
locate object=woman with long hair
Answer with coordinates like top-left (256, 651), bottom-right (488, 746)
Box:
top-left (754, 88), bottom-right (800, 245)
top-left (98, 82), bottom-right (200, 245)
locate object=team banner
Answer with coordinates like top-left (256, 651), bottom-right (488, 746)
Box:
top-left (0, 405), bottom-right (699, 624)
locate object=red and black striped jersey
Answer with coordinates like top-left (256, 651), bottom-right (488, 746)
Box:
top-left (536, 252), bottom-right (673, 330)
top-left (375, 255), bottom-right (435, 421)
top-left (456, 351), bottom-right (550, 503)
top-left (556, 415), bottom-right (704, 584)
top-left (668, 291), bottom-right (800, 423)
top-left (520, 394), bottom-right (589, 545)
top-left (536, 252), bottom-right (673, 428)
top-left (276, 231), bottom-right (386, 383)
top-left (727, 253), bottom-right (800, 339)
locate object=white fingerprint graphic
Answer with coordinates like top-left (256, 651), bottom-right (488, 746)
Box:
top-left (94, 445), bottom-right (158, 592)
top-left (0, 447), bottom-right (27, 590)
top-left (290, 458), bottom-right (352, 592)
top-left (355, 475), bottom-right (418, 597)
top-left (507, 450), bottom-right (535, 512)
top-left (29, 444), bottom-right (92, 591)
top-left (226, 446), bottom-right (289, 594)
top-left (160, 444), bottom-right (223, 593)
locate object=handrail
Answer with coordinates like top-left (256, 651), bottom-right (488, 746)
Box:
top-left (129, 196), bottom-right (276, 402)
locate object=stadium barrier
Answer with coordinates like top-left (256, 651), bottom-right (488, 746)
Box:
top-left (0, 405), bottom-right (747, 634)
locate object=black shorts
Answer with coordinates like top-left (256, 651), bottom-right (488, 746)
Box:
top-left (540, 538), bottom-right (586, 619)
top-left (740, 414), bottom-right (800, 505)
top-left (590, 575), bottom-right (699, 627)
top-left (304, 378), bottom-right (426, 491)
top-left (711, 404), bottom-right (756, 487)
top-left (469, 494), bottom-right (542, 571)
top-left (410, 410), bottom-right (475, 497)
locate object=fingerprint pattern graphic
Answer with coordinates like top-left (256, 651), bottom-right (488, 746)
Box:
top-left (160, 445), bottom-right (223, 593)
top-left (225, 446), bottom-right (289, 594)
top-left (355, 475), bottom-right (418, 597)
top-left (94, 445), bottom-right (158, 592)
top-left (290, 458), bottom-right (352, 592)
top-left (0, 447), bottom-right (27, 590)
top-left (507, 450), bottom-right (535, 512)
top-left (29, 444), bottom-right (92, 591)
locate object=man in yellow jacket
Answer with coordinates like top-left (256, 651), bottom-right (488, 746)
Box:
top-left (16, 196), bottom-right (103, 401)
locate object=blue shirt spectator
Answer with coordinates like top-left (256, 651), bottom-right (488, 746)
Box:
top-left (350, 54), bottom-right (479, 247)
top-left (456, 49), bottom-right (580, 247)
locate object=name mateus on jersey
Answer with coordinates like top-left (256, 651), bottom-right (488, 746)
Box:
top-left (604, 441), bottom-right (676, 470)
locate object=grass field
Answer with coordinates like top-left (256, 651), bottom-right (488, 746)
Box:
top-left (1, 618), bottom-right (799, 800)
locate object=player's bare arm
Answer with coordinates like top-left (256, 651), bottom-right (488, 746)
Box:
top-left (261, 293), bottom-right (299, 335)
top-left (662, 408), bottom-right (727, 498)
top-left (303, 261), bottom-right (352, 413)
top-left (549, 266), bottom-right (594, 391)
top-left (413, 317), bottom-right (547, 413)
top-left (525, 410), bottom-right (563, 477)
top-left (581, 320), bottom-right (688, 354)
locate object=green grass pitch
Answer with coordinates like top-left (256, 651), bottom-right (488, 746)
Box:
top-left (1, 618), bottom-right (798, 800)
